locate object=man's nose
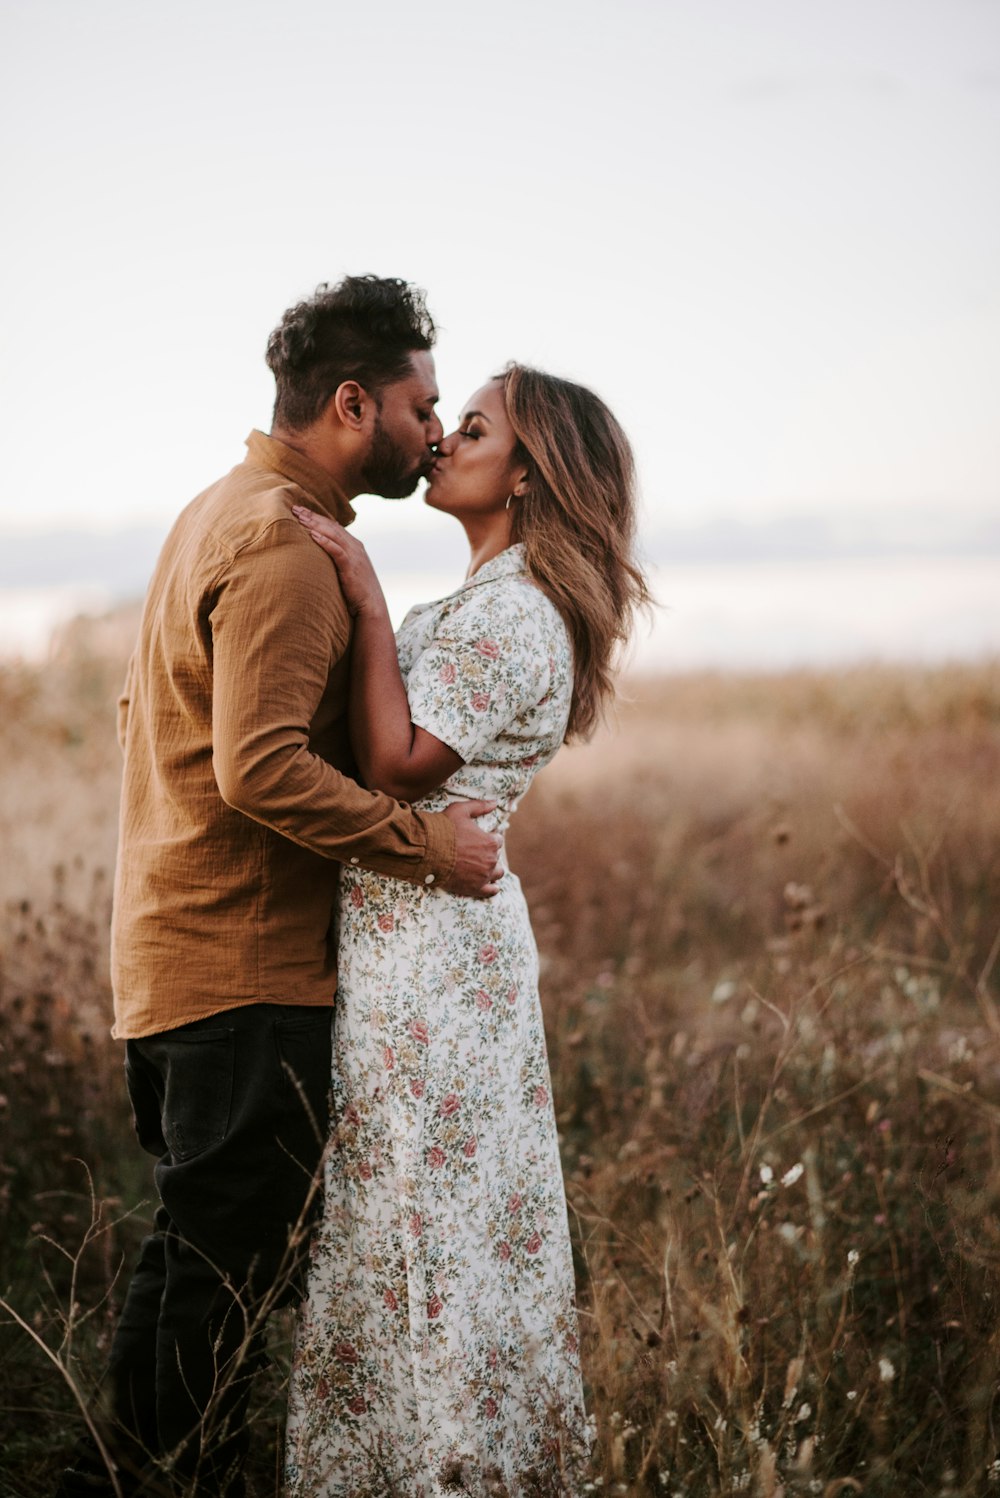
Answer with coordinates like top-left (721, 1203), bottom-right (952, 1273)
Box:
top-left (427, 414), bottom-right (445, 448)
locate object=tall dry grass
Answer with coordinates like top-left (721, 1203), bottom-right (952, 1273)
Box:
top-left (1, 628), bottom-right (999, 1495)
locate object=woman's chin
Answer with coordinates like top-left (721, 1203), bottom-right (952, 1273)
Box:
top-left (422, 484), bottom-right (450, 514)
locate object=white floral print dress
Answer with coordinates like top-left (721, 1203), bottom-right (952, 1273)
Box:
top-left (284, 545), bottom-right (587, 1497)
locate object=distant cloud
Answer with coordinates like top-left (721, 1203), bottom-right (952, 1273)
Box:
top-left (729, 74), bottom-right (802, 102)
top-left (642, 511), bottom-right (1000, 564)
top-left (730, 70), bottom-right (903, 102)
top-left (964, 70), bottom-right (1000, 93)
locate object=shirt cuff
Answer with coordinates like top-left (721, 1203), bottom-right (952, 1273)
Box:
top-left (416, 808), bottom-right (457, 888)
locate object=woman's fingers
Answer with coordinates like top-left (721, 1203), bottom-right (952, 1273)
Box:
top-left (289, 503), bottom-right (385, 616)
top-left (305, 527), bottom-right (344, 551)
top-left (307, 531), bottom-right (343, 555)
top-left (291, 504), bottom-right (347, 542)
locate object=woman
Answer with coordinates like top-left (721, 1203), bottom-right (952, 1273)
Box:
top-left (283, 365), bottom-right (649, 1497)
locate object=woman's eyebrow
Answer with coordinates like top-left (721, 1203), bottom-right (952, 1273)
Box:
top-left (460, 410), bottom-right (492, 423)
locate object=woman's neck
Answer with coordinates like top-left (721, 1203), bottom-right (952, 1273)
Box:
top-left (462, 513), bottom-right (515, 578)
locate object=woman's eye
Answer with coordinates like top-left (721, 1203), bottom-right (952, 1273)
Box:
top-left (460, 427), bottom-right (482, 441)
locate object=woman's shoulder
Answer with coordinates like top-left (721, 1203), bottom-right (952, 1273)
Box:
top-left (457, 551), bottom-right (562, 622)
top-left (452, 573), bottom-right (568, 657)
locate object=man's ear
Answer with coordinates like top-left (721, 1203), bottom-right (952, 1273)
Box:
top-left (330, 380), bottom-right (371, 431)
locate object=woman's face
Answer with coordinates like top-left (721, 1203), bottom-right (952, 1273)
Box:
top-left (424, 380), bottom-right (527, 520)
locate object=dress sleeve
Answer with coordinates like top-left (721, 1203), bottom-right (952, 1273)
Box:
top-left (405, 584), bottom-right (553, 763)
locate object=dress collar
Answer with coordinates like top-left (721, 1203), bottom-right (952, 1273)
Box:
top-left (245, 430), bottom-right (356, 526)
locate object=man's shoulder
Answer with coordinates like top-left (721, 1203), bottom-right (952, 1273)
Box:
top-left (158, 456), bottom-right (321, 586)
top-left (186, 457), bottom-right (310, 553)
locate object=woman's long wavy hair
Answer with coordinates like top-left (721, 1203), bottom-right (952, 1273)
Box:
top-left (500, 364), bottom-right (651, 740)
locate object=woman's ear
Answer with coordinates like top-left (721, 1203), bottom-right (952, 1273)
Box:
top-left (511, 464), bottom-right (532, 499)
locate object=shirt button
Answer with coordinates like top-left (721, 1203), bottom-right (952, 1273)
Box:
top-left (350, 857), bottom-right (359, 865)
top-left (424, 873), bottom-right (435, 884)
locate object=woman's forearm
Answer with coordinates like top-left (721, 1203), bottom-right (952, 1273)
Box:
top-left (347, 602), bottom-right (417, 790)
top-left (347, 602), bottom-right (464, 801)
top-left (288, 506), bottom-right (464, 800)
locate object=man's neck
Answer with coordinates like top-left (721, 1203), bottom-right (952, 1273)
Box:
top-left (270, 425), bottom-right (361, 500)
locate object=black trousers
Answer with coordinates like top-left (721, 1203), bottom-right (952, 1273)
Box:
top-left (106, 1003), bottom-right (332, 1496)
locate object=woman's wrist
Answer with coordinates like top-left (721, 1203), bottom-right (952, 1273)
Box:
top-left (351, 591), bottom-right (392, 625)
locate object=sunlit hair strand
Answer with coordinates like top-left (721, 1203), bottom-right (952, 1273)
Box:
top-left (499, 364), bottom-right (651, 739)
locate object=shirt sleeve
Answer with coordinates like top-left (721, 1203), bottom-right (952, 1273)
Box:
top-left (406, 584), bottom-right (553, 763)
top-left (210, 517), bottom-right (455, 885)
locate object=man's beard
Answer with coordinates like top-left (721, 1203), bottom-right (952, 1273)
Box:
top-left (361, 413), bottom-right (427, 499)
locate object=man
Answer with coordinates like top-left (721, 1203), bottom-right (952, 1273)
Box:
top-left (58, 276), bottom-right (502, 1497)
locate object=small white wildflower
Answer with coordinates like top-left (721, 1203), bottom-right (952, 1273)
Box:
top-left (778, 1222), bottom-right (801, 1242)
top-left (846, 1390), bottom-right (858, 1401)
top-left (809, 1482), bottom-right (823, 1494)
top-left (879, 1356), bottom-right (895, 1383)
top-left (713, 1414), bottom-right (727, 1432)
top-left (712, 979), bottom-right (738, 1004)
top-left (847, 1249), bottom-right (860, 1267)
top-left (665, 1359), bottom-right (678, 1376)
top-left (795, 1401), bottom-right (812, 1422)
top-left (609, 1410), bottom-right (622, 1428)
top-left (658, 1472), bottom-right (670, 1488)
top-left (665, 1410), bottom-right (678, 1427)
top-left (987, 1456), bottom-right (1000, 1482)
top-left (759, 1163), bottom-right (774, 1185)
top-left (621, 1425), bottom-right (638, 1442)
top-left (782, 1162), bottom-right (804, 1187)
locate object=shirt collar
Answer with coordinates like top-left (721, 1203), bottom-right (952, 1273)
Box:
top-left (457, 544), bottom-right (528, 595)
top-left (245, 430), bottom-right (356, 526)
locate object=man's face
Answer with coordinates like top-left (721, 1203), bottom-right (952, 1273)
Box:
top-left (361, 350), bottom-right (444, 499)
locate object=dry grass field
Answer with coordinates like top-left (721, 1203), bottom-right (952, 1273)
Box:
top-left (1, 621), bottom-right (999, 1496)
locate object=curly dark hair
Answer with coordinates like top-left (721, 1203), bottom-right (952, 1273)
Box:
top-left (265, 275), bottom-right (436, 431)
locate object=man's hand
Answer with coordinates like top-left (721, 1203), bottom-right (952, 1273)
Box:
top-left (441, 800), bottom-right (504, 899)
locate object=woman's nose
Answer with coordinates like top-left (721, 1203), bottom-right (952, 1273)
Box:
top-left (436, 428), bottom-right (457, 457)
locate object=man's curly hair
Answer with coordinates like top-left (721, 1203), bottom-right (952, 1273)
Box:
top-left (265, 275), bottom-right (436, 431)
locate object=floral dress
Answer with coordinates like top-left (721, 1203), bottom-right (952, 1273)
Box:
top-left (284, 545), bottom-right (587, 1497)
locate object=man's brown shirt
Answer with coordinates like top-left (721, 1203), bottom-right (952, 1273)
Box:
top-left (111, 431), bottom-right (456, 1038)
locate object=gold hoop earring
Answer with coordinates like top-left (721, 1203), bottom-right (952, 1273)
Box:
top-left (505, 494), bottom-right (514, 511)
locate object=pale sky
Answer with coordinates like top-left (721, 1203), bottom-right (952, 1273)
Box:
top-left (1, 0), bottom-right (998, 550)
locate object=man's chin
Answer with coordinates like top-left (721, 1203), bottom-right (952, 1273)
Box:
top-left (362, 470), bottom-right (425, 501)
